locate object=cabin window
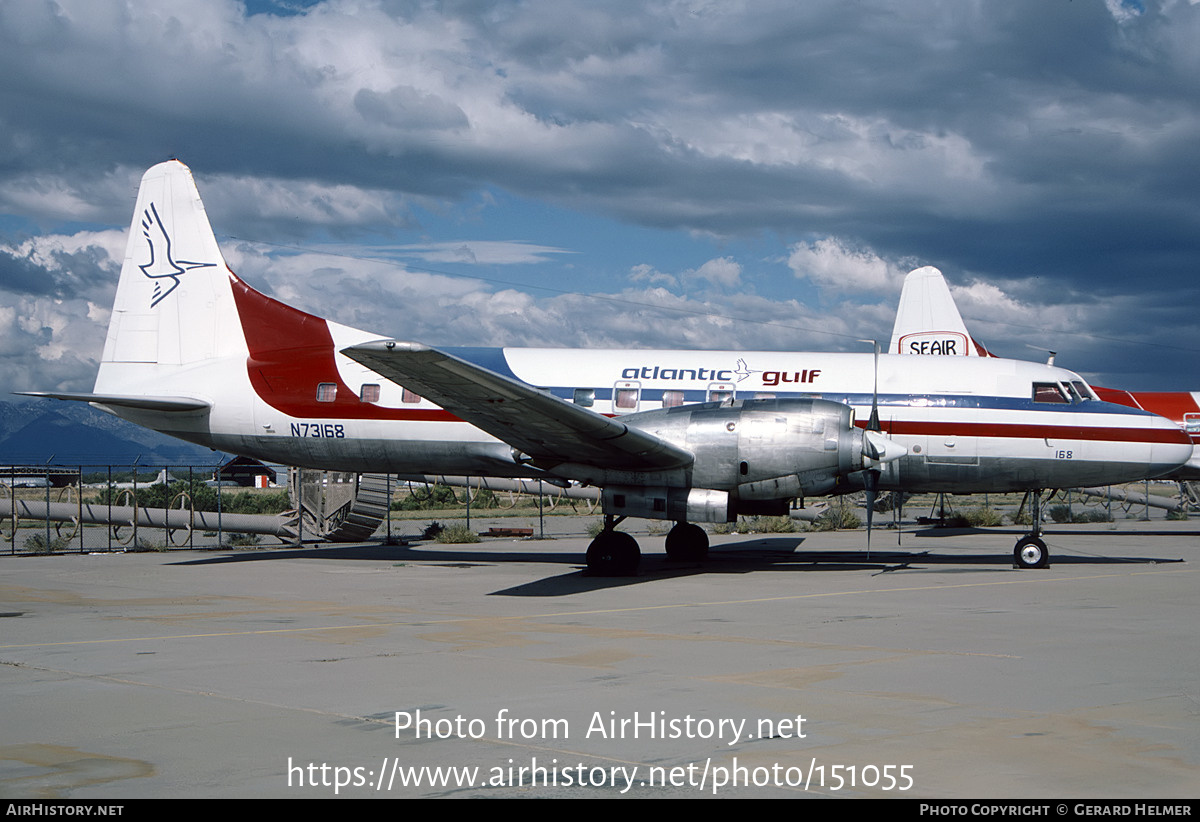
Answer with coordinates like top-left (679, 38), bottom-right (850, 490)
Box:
top-left (662, 390), bottom-right (684, 408)
top-left (708, 382), bottom-right (735, 403)
top-left (401, 388), bottom-right (422, 404)
top-left (615, 388), bottom-right (639, 409)
top-left (573, 388), bottom-right (595, 407)
top-left (613, 381), bottom-right (640, 411)
top-left (316, 383), bottom-right (337, 402)
top-left (754, 392), bottom-right (776, 400)
top-left (1032, 383), bottom-right (1068, 404)
top-left (360, 383), bottom-right (380, 403)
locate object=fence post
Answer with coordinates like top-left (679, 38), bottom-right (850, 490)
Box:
top-left (189, 466), bottom-right (195, 550)
top-left (217, 462), bottom-right (224, 546)
top-left (132, 461), bottom-right (140, 548)
top-left (7, 467), bottom-right (14, 555)
top-left (77, 466), bottom-right (83, 553)
top-left (107, 466), bottom-right (112, 552)
top-left (44, 461), bottom-right (53, 552)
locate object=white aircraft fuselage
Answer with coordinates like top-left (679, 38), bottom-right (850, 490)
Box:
top-left (109, 292), bottom-right (1189, 497)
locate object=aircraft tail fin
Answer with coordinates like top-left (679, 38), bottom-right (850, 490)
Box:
top-left (889, 266), bottom-right (992, 357)
top-left (93, 160), bottom-right (246, 395)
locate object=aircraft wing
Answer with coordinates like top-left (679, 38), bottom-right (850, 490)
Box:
top-left (343, 340), bottom-right (694, 473)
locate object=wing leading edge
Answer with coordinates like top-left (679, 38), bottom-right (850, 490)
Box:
top-left (342, 340), bottom-right (693, 474)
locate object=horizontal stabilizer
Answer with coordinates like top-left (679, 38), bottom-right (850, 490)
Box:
top-left (14, 391), bottom-right (210, 413)
top-left (343, 340), bottom-right (693, 473)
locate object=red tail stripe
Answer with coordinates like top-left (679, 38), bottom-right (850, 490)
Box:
top-left (231, 274), bottom-right (424, 421)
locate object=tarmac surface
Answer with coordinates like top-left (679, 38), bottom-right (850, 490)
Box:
top-left (1, 518), bottom-right (1197, 799)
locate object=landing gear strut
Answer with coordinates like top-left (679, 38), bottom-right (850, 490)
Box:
top-left (664, 521), bottom-right (708, 562)
top-left (586, 515), bottom-right (640, 576)
top-left (1014, 489), bottom-right (1050, 569)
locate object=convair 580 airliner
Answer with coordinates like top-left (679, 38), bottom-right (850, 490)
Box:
top-left (23, 162), bottom-right (1193, 573)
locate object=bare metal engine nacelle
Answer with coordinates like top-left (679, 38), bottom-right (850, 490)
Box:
top-left (604, 398), bottom-right (879, 521)
top-left (601, 486), bottom-right (733, 523)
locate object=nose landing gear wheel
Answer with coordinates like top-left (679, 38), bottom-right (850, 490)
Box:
top-left (1014, 536), bottom-right (1049, 569)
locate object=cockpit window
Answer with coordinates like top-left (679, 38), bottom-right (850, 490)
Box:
top-left (1184, 413), bottom-right (1200, 435)
top-left (1071, 380), bottom-right (1097, 401)
top-left (1064, 382), bottom-right (1083, 403)
top-left (1032, 382), bottom-right (1069, 404)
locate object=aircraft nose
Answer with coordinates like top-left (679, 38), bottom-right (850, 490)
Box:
top-left (1150, 441), bottom-right (1195, 477)
top-left (1144, 419), bottom-right (1194, 478)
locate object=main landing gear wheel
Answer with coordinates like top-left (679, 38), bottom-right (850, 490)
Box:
top-left (664, 522), bottom-right (708, 562)
top-left (1013, 536), bottom-right (1049, 569)
top-left (586, 530), bottom-right (640, 576)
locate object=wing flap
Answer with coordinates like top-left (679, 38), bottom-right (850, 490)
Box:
top-left (342, 341), bottom-right (692, 473)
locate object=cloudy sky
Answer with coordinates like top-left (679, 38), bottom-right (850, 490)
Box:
top-left (1, 0), bottom-right (1197, 395)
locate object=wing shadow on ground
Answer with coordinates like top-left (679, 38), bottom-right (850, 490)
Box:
top-left (166, 529), bottom-right (1186, 597)
top-left (168, 541), bottom-right (587, 566)
top-left (490, 536), bottom-right (1186, 596)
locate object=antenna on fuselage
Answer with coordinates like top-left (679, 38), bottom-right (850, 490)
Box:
top-left (1025, 344), bottom-right (1057, 366)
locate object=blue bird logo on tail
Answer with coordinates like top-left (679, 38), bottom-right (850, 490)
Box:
top-left (139, 202), bottom-right (216, 307)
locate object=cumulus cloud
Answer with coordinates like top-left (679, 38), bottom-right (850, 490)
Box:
top-left (0, 229), bottom-right (123, 390)
top-left (627, 257), bottom-right (741, 292)
top-left (628, 263), bottom-right (676, 288)
top-left (0, 0), bottom-right (1198, 392)
top-left (688, 257), bottom-right (742, 288)
top-left (787, 237), bottom-right (909, 296)
top-left (0, 232), bottom-right (122, 327)
top-left (354, 86), bottom-right (470, 132)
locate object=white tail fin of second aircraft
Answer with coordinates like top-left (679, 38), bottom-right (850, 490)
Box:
top-left (889, 265), bottom-right (991, 357)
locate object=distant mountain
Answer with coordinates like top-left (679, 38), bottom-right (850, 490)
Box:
top-left (0, 399), bottom-right (225, 467)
